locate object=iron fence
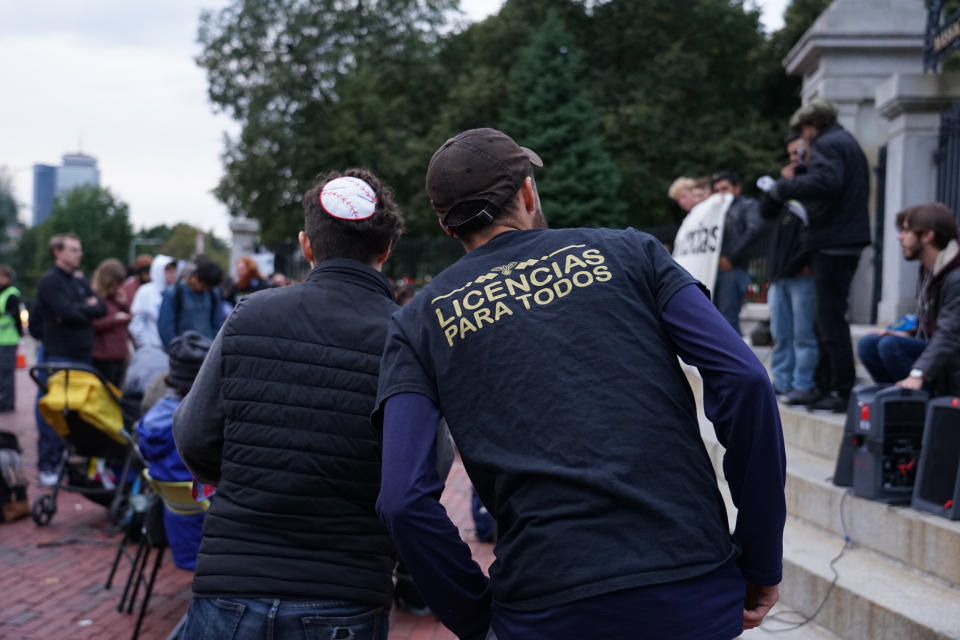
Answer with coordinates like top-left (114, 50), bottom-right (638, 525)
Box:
top-left (937, 101), bottom-right (960, 222)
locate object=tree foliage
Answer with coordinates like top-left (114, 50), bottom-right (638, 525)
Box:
top-left (158, 223), bottom-right (229, 269)
top-left (43, 186), bottom-right (133, 277)
top-left (8, 186), bottom-right (133, 296)
top-left (0, 171), bottom-right (18, 263)
top-left (501, 11), bottom-right (625, 228)
top-left (198, 0), bottom-right (837, 243)
top-left (197, 0), bottom-right (456, 242)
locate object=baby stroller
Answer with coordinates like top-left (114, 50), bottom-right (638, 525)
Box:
top-left (30, 362), bottom-right (142, 526)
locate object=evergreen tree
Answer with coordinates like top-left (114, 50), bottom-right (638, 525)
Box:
top-left (500, 12), bottom-right (625, 229)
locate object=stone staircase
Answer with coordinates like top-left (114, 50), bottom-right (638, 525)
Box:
top-left (687, 326), bottom-right (960, 639)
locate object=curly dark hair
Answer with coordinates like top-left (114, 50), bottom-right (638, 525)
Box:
top-left (302, 168), bottom-right (405, 264)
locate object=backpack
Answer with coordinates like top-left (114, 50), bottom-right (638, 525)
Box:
top-left (173, 282), bottom-right (218, 336)
top-left (0, 431), bottom-right (28, 523)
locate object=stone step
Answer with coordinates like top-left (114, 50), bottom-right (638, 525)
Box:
top-left (701, 422), bottom-right (960, 587)
top-left (776, 402), bottom-right (844, 461)
top-left (740, 607), bottom-right (843, 639)
top-left (773, 516), bottom-right (960, 640)
top-left (714, 467), bottom-right (960, 639)
top-left (685, 364), bottom-right (845, 461)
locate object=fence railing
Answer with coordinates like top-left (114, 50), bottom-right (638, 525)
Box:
top-left (937, 101), bottom-right (960, 222)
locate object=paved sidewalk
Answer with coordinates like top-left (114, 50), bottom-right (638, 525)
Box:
top-left (0, 369), bottom-right (493, 639)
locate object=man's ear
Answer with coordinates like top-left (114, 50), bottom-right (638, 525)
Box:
top-left (298, 231), bottom-right (315, 264)
top-left (521, 176), bottom-right (536, 213)
top-left (375, 241), bottom-right (394, 267)
top-left (921, 229), bottom-right (936, 247)
top-left (438, 218), bottom-right (457, 238)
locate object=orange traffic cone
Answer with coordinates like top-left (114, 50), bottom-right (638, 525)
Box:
top-left (16, 343), bottom-right (26, 369)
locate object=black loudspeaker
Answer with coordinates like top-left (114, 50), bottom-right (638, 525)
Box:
top-left (912, 396), bottom-right (960, 520)
top-left (834, 384), bottom-right (887, 487)
top-left (852, 386), bottom-right (929, 504)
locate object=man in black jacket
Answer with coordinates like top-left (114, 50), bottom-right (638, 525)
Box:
top-left (174, 169), bottom-right (404, 640)
top-left (33, 233), bottom-right (106, 485)
top-left (711, 171), bottom-right (767, 334)
top-left (760, 135), bottom-right (818, 405)
top-left (772, 98), bottom-right (871, 412)
top-left (857, 203), bottom-right (960, 396)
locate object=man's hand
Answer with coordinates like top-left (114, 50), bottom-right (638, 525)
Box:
top-left (780, 163), bottom-right (796, 179)
top-left (877, 329), bottom-right (910, 338)
top-left (896, 375), bottom-right (924, 390)
top-left (115, 311), bottom-right (131, 322)
top-left (718, 256), bottom-right (733, 272)
top-left (743, 582), bottom-right (779, 630)
top-left (85, 296), bottom-right (99, 306)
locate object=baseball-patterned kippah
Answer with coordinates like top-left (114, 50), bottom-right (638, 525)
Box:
top-left (320, 176), bottom-right (378, 220)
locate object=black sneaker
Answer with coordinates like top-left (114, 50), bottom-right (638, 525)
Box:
top-left (785, 388), bottom-right (820, 406)
top-left (809, 391), bottom-right (848, 413)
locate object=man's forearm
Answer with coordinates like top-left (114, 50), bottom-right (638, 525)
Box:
top-left (662, 284), bottom-right (786, 584)
top-left (378, 393), bottom-right (491, 639)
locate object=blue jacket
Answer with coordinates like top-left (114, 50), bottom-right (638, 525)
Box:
top-left (137, 395), bottom-right (191, 481)
top-left (157, 281), bottom-right (224, 350)
top-left (137, 394), bottom-right (205, 571)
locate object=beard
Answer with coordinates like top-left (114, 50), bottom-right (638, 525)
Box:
top-left (902, 243), bottom-right (921, 261)
top-left (531, 206), bottom-right (548, 229)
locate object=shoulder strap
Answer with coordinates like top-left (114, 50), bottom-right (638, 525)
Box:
top-left (174, 282), bottom-right (183, 334)
top-left (208, 290), bottom-right (217, 329)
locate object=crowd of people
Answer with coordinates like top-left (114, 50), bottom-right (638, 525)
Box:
top-left (666, 97), bottom-right (958, 410)
top-left (0, 238), bottom-right (293, 486)
top-left (1, 108), bottom-right (955, 640)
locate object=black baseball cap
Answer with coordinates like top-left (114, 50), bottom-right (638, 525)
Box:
top-left (426, 128), bottom-right (543, 232)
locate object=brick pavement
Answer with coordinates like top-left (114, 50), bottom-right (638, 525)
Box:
top-left (0, 369), bottom-right (493, 639)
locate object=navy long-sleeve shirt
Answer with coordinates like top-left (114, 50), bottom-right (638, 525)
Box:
top-left (378, 282), bottom-right (785, 639)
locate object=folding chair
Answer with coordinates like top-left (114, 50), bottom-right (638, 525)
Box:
top-left (117, 470), bottom-right (209, 640)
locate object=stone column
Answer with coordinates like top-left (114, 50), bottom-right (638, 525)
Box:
top-left (875, 73), bottom-right (960, 323)
top-left (229, 217), bottom-right (261, 280)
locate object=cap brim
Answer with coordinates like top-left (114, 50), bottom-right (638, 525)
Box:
top-left (522, 146), bottom-right (544, 168)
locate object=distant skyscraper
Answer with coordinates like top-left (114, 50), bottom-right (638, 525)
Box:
top-left (32, 164), bottom-right (56, 226)
top-left (32, 152), bottom-right (101, 226)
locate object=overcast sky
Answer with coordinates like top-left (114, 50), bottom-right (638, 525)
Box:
top-left (0, 0), bottom-right (789, 244)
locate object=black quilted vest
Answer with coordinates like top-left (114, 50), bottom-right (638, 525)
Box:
top-left (192, 259), bottom-right (397, 606)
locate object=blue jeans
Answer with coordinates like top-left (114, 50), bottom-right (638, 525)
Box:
top-left (714, 267), bottom-right (750, 335)
top-left (181, 597), bottom-right (389, 640)
top-left (768, 276), bottom-right (818, 393)
top-left (857, 333), bottom-right (928, 383)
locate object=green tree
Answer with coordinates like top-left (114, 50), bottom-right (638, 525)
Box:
top-left (158, 223), bottom-right (229, 269)
top-left (582, 0), bottom-right (780, 226)
top-left (0, 170), bottom-right (19, 261)
top-left (197, 0), bottom-right (456, 245)
top-left (500, 11), bottom-right (625, 229)
top-left (39, 186), bottom-right (133, 278)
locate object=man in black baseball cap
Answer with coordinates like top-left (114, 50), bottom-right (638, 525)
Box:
top-left (426, 127), bottom-right (544, 235)
top-left (375, 128), bottom-right (787, 638)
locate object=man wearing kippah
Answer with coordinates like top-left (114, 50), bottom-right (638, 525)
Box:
top-left (771, 98), bottom-right (871, 413)
top-left (173, 169), bottom-right (404, 639)
top-left (375, 128), bottom-right (787, 639)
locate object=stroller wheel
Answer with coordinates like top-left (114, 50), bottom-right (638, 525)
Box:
top-left (31, 495), bottom-right (57, 527)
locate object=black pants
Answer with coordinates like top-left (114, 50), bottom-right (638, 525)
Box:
top-left (93, 358), bottom-right (125, 389)
top-left (0, 345), bottom-right (16, 411)
top-left (811, 252), bottom-right (861, 396)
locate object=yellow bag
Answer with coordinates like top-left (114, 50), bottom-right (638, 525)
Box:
top-left (38, 370), bottom-right (126, 445)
